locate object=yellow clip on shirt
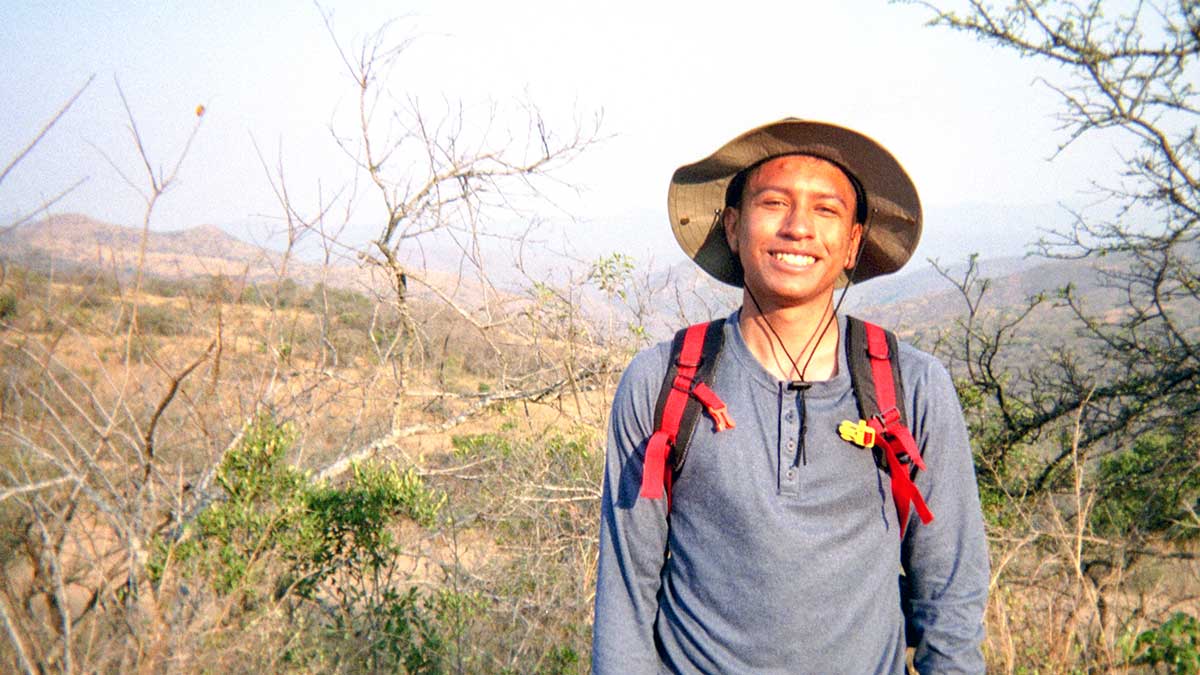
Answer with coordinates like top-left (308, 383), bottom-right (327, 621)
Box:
top-left (838, 419), bottom-right (876, 448)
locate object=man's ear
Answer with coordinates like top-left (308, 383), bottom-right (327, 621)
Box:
top-left (722, 207), bottom-right (740, 254)
top-left (844, 223), bottom-right (864, 269)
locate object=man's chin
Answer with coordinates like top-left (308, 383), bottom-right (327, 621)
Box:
top-left (742, 284), bottom-right (834, 313)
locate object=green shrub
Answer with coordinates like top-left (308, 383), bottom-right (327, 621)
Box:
top-left (116, 303), bottom-right (189, 336)
top-left (451, 432), bottom-right (514, 459)
top-left (1127, 612), bottom-right (1200, 674)
top-left (0, 291), bottom-right (16, 321)
top-left (537, 645), bottom-right (581, 675)
top-left (292, 463), bottom-right (445, 595)
top-left (150, 416), bottom-right (307, 593)
top-left (242, 278), bottom-right (303, 308)
top-left (1093, 431), bottom-right (1200, 541)
top-left (149, 415), bottom-right (459, 671)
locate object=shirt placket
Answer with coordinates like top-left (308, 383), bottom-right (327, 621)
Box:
top-left (779, 384), bottom-right (803, 495)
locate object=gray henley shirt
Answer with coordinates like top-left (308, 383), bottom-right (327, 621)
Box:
top-left (592, 311), bottom-right (989, 674)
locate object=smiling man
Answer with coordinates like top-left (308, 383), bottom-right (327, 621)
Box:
top-left (592, 120), bottom-right (989, 674)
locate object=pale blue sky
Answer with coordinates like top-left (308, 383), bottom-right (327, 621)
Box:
top-left (2, 0), bottom-right (1115, 267)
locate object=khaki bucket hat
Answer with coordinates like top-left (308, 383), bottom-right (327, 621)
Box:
top-left (667, 118), bottom-right (922, 287)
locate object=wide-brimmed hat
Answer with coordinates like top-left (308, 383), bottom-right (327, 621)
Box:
top-left (667, 118), bottom-right (922, 287)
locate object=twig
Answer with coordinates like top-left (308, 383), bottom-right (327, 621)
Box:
top-left (0, 476), bottom-right (73, 503)
top-left (0, 75), bottom-right (94, 186)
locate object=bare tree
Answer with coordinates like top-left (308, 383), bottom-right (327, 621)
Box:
top-left (0, 81), bottom-right (224, 672)
top-left (0, 75), bottom-right (95, 235)
top-left (909, 0), bottom-right (1199, 450)
top-left (300, 10), bottom-right (608, 465)
top-left (907, 0), bottom-right (1200, 668)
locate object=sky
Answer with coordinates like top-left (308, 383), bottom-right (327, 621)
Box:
top-left (1, 0), bottom-right (1122, 272)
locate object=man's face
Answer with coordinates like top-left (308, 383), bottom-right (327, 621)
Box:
top-left (722, 155), bottom-right (864, 312)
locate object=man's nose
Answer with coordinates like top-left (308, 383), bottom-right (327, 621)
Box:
top-left (779, 208), bottom-right (814, 238)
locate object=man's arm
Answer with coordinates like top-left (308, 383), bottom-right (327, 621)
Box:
top-left (592, 348), bottom-right (670, 674)
top-left (901, 358), bottom-right (991, 674)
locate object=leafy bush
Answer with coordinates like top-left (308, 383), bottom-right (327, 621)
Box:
top-left (0, 291), bottom-right (16, 321)
top-left (241, 278), bottom-right (303, 308)
top-left (433, 429), bottom-right (600, 671)
top-left (116, 302), bottom-right (190, 336)
top-left (1093, 431), bottom-right (1200, 542)
top-left (451, 432), bottom-right (513, 459)
top-left (292, 463), bottom-right (445, 597)
top-left (149, 415), bottom-right (458, 671)
top-left (1128, 612), bottom-right (1200, 674)
top-left (149, 416), bottom-right (307, 593)
top-left (306, 283), bottom-right (375, 331)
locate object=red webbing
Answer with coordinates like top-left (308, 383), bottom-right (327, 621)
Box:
top-left (640, 323), bottom-right (708, 499)
top-left (865, 323), bottom-right (897, 414)
top-left (640, 432), bottom-right (671, 499)
top-left (863, 322), bottom-right (933, 537)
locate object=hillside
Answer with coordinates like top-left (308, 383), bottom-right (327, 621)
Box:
top-left (0, 212), bottom-right (1142, 351)
top-left (648, 249), bottom-right (1115, 335)
top-left (0, 214), bottom-right (474, 302)
top-left (3, 214), bottom-right (281, 279)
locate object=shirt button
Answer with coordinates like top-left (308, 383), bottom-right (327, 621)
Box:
top-left (786, 440), bottom-right (796, 449)
top-left (785, 412), bottom-right (795, 422)
top-left (786, 468), bottom-right (797, 480)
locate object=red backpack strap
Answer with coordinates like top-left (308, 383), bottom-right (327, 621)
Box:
top-left (640, 320), bottom-right (731, 506)
top-left (846, 316), bottom-right (934, 537)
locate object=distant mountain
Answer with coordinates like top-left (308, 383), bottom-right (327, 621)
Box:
top-left (0, 214), bottom-right (454, 298)
top-left (2, 214), bottom-right (289, 281)
top-left (636, 250), bottom-right (1120, 346)
top-left (2, 213), bottom-right (1138, 349)
top-left (840, 256), bottom-right (1046, 309)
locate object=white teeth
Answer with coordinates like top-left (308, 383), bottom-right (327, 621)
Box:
top-left (773, 252), bottom-right (815, 266)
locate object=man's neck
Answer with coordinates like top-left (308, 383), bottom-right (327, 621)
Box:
top-left (738, 292), bottom-right (842, 383)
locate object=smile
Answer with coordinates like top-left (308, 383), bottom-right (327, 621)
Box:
top-left (771, 252), bottom-right (816, 266)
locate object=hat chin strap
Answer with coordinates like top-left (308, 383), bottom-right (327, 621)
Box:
top-left (816, 219), bottom-right (872, 371)
top-left (744, 285), bottom-right (832, 383)
top-left (839, 218), bottom-right (872, 293)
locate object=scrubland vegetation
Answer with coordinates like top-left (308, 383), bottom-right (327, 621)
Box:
top-left (0, 260), bottom-right (631, 673)
top-left (2, 0), bottom-right (1199, 672)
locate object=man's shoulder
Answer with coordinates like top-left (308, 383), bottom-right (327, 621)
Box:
top-left (610, 336), bottom-right (673, 416)
top-left (887, 334), bottom-right (959, 405)
top-left (620, 316), bottom-right (733, 389)
top-left (612, 315), bottom-right (734, 414)
top-left (894, 338), bottom-right (945, 372)
top-left (623, 337), bottom-right (673, 383)
top-left (849, 318), bottom-right (953, 391)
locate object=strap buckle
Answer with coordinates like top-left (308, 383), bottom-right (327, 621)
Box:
top-left (873, 406), bottom-right (903, 432)
top-left (691, 382), bottom-right (736, 432)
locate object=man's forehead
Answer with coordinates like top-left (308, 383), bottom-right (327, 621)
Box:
top-left (746, 154), bottom-right (857, 192)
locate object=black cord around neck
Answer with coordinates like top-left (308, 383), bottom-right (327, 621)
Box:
top-left (745, 286), bottom-right (833, 383)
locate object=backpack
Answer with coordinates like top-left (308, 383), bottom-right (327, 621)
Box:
top-left (637, 316), bottom-right (933, 537)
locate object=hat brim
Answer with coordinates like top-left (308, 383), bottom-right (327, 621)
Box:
top-left (667, 119), bottom-right (922, 287)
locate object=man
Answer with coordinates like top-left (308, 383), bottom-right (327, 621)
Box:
top-left (592, 119), bottom-right (989, 674)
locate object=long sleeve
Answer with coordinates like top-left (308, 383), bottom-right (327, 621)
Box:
top-left (591, 347), bottom-right (670, 675)
top-left (901, 357), bottom-right (991, 674)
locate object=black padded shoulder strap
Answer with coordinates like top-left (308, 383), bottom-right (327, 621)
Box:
top-left (652, 319), bottom-right (726, 476)
top-left (845, 315), bottom-right (907, 428)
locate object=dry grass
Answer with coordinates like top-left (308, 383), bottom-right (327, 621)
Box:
top-left (2, 266), bottom-right (1197, 673)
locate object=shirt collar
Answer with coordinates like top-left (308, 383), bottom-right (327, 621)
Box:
top-left (725, 308), bottom-right (852, 399)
